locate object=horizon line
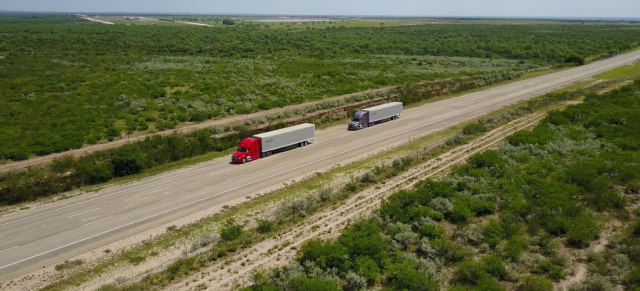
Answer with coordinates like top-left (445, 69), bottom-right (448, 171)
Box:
top-left (1, 10), bottom-right (639, 21)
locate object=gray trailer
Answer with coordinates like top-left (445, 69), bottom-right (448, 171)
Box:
top-left (348, 102), bottom-right (403, 130)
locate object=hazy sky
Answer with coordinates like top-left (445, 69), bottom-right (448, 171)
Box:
top-left (1, 0), bottom-right (638, 18)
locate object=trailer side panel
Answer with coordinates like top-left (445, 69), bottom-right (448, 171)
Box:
top-left (364, 102), bottom-right (403, 123)
top-left (254, 123), bottom-right (315, 153)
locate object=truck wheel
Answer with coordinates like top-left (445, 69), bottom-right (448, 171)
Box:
top-left (242, 158), bottom-right (247, 163)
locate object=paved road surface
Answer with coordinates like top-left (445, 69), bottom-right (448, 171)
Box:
top-left (1, 50), bottom-right (639, 282)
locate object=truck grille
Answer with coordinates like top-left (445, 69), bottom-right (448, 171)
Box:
top-left (232, 156), bottom-right (237, 163)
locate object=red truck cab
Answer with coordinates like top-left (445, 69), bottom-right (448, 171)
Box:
top-left (232, 138), bottom-right (261, 164)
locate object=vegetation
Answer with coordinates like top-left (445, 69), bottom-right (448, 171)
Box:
top-left (41, 73), bottom-right (586, 291)
top-left (241, 80), bottom-right (640, 290)
top-left (0, 73), bottom-right (605, 205)
top-left (596, 62), bottom-right (640, 80)
top-left (2, 16), bottom-right (640, 160)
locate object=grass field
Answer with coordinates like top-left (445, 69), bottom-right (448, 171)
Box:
top-left (596, 61), bottom-right (640, 79)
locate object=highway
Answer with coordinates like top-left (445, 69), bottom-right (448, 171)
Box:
top-left (1, 49), bottom-right (639, 282)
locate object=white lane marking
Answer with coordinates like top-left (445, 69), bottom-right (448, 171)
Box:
top-left (66, 208), bottom-right (101, 219)
top-left (0, 162), bottom-right (229, 227)
top-left (162, 191), bottom-right (188, 202)
top-left (142, 185), bottom-right (174, 196)
top-left (0, 235), bottom-right (5, 239)
top-left (208, 168), bottom-right (234, 176)
top-left (81, 215), bottom-right (114, 227)
top-left (0, 246), bottom-right (18, 254)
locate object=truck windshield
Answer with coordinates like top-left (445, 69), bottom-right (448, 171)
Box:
top-left (236, 147), bottom-right (247, 152)
top-left (352, 117), bottom-right (360, 122)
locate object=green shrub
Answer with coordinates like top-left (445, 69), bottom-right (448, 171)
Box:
top-left (318, 187), bottom-right (334, 202)
top-left (484, 219), bottom-right (505, 248)
top-left (463, 122), bottom-right (486, 135)
top-left (360, 171), bottom-right (377, 183)
top-left (354, 256), bottom-right (381, 284)
top-left (633, 220), bottom-right (640, 237)
top-left (504, 236), bottom-right (528, 261)
top-left (110, 145), bottom-right (144, 177)
top-left (288, 277), bottom-right (340, 291)
top-left (507, 124), bottom-right (558, 146)
top-left (483, 255), bottom-right (508, 280)
top-left (298, 239), bottom-right (348, 271)
top-left (517, 275), bottom-right (553, 291)
top-left (545, 110), bottom-right (571, 126)
top-left (432, 238), bottom-right (468, 263)
top-left (625, 266), bottom-right (640, 287)
top-left (566, 214), bottom-right (599, 248)
top-left (344, 183), bottom-right (358, 192)
top-left (339, 219), bottom-right (386, 264)
top-left (454, 261), bottom-right (488, 285)
top-left (388, 260), bottom-right (439, 291)
top-left (450, 200), bottom-right (474, 224)
top-left (531, 259), bottom-right (565, 281)
top-left (469, 150), bottom-right (507, 171)
top-left (408, 205), bottom-right (444, 222)
top-left (256, 219), bottom-right (274, 234)
top-left (474, 277), bottom-right (505, 291)
top-left (392, 158), bottom-right (405, 170)
top-left (220, 219), bottom-right (243, 241)
top-left (419, 224), bottom-right (446, 240)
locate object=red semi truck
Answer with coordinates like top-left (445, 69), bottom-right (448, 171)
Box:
top-left (231, 123), bottom-right (315, 164)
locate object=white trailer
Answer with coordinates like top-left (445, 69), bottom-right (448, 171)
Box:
top-left (254, 123), bottom-right (315, 154)
top-left (348, 102), bottom-right (403, 130)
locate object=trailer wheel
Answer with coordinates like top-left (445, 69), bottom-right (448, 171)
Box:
top-left (242, 158), bottom-right (247, 163)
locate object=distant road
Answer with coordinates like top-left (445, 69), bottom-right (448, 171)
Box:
top-left (0, 49), bottom-right (639, 283)
top-left (79, 15), bottom-right (114, 25)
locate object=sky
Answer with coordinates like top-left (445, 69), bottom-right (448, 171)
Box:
top-left (1, 0), bottom-right (639, 18)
